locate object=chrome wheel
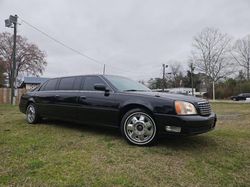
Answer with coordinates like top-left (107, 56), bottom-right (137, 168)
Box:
top-left (124, 112), bottom-right (156, 145)
top-left (26, 105), bottom-right (36, 123)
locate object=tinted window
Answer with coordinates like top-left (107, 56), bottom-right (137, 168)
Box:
top-left (58, 77), bottom-right (75, 90)
top-left (44, 79), bottom-right (58, 91)
top-left (39, 82), bottom-right (48, 91)
top-left (245, 93), bottom-right (250, 97)
top-left (73, 76), bottom-right (83, 90)
top-left (104, 75), bottom-right (151, 92)
top-left (83, 76), bottom-right (106, 91)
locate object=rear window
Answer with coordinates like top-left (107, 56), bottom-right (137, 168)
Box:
top-left (43, 79), bottom-right (58, 91)
top-left (58, 77), bottom-right (75, 90)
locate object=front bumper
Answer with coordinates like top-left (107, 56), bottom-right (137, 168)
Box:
top-left (154, 112), bottom-right (217, 136)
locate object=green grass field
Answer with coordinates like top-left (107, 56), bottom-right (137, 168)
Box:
top-left (0, 103), bottom-right (250, 186)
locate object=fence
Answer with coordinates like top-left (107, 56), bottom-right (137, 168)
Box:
top-left (0, 88), bottom-right (26, 105)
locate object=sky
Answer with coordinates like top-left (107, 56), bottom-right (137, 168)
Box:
top-left (0, 0), bottom-right (250, 81)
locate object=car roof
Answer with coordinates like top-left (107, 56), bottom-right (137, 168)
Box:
top-left (48, 74), bottom-right (129, 80)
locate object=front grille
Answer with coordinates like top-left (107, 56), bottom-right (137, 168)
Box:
top-left (198, 101), bottom-right (211, 116)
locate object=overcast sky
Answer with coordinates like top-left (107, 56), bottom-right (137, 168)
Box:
top-left (1, 0), bottom-right (250, 80)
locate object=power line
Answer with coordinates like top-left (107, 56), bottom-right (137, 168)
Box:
top-left (18, 17), bottom-right (166, 78)
top-left (19, 17), bottom-right (135, 73)
top-left (20, 18), bottom-right (104, 65)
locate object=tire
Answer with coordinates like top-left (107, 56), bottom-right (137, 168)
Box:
top-left (26, 103), bottom-right (40, 124)
top-left (120, 108), bottom-right (157, 146)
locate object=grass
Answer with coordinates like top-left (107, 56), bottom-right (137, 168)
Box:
top-left (0, 103), bottom-right (250, 186)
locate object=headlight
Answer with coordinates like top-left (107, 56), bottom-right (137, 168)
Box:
top-left (175, 101), bottom-right (197, 115)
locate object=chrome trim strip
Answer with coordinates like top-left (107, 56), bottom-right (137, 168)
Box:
top-left (38, 90), bottom-right (115, 93)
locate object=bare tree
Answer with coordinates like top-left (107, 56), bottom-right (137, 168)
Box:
top-left (191, 27), bottom-right (233, 100)
top-left (231, 35), bottom-right (250, 80)
top-left (169, 62), bottom-right (183, 87)
top-left (0, 58), bottom-right (6, 87)
top-left (0, 32), bottom-right (47, 87)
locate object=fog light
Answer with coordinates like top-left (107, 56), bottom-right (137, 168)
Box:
top-left (165, 126), bottom-right (181, 133)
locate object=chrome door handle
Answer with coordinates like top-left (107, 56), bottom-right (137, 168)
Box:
top-left (79, 96), bottom-right (86, 100)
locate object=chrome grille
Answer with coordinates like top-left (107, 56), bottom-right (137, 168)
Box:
top-left (198, 101), bottom-right (211, 116)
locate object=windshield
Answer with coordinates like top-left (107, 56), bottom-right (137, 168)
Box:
top-left (105, 75), bottom-right (151, 92)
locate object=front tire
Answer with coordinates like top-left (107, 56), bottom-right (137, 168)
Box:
top-left (26, 103), bottom-right (40, 124)
top-left (121, 108), bottom-right (157, 146)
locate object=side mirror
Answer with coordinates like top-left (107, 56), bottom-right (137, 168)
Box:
top-left (94, 84), bottom-right (108, 92)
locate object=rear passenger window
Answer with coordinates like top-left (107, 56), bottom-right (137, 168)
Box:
top-left (83, 76), bottom-right (106, 91)
top-left (73, 77), bottom-right (83, 90)
top-left (44, 79), bottom-right (58, 91)
top-left (58, 77), bottom-right (75, 90)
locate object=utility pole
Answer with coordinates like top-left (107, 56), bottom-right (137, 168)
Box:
top-left (247, 59), bottom-right (250, 80)
top-left (212, 81), bottom-right (215, 100)
top-left (5, 15), bottom-right (18, 105)
top-left (190, 63), bottom-right (195, 96)
top-left (162, 64), bottom-right (168, 91)
top-left (103, 64), bottom-right (106, 75)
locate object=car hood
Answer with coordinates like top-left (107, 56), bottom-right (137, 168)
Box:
top-left (123, 91), bottom-right (208, 103)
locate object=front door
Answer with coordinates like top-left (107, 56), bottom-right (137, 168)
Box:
top-left (78, 76), bottom-right (119, 127)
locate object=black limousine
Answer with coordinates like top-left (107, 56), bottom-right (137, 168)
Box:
top-left (19, 75), bottom-right (217, 146)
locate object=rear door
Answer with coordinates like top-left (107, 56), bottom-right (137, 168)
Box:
top-left (78, 76), bottom-right (119, 126)
top-left (53, 76), bottom-right (82, 121)
top-left (36, 78), bottom-right (59, 118)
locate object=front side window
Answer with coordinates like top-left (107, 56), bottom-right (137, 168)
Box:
top-left (58, 77), bottom-right (75, 90)
top-left (43, 79), bottom-right (58, 91)
top-left (83, 76), bottom-right (107, 91)
top-left (104, 75), bottom-right (151, 92)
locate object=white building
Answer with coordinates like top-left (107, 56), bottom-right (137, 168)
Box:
top-left (152, 87), bottom-right (206, 97)
top-left (167, 87), bottom-right (195, 95)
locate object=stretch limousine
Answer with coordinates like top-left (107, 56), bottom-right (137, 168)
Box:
top-left (19, 75), bottom-right (217, 146)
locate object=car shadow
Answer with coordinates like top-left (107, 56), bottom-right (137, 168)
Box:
top-left (42, 119), bottom-right (121, 138)
top-left (40, 119), bottom-right (218, 150)
top-left (157, 134), bottom-right (218, 150)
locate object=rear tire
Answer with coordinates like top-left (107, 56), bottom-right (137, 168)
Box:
top-left (26, 103), bottom-right (40, 124)
top-left (121, 108), bottom-right (157, 146)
